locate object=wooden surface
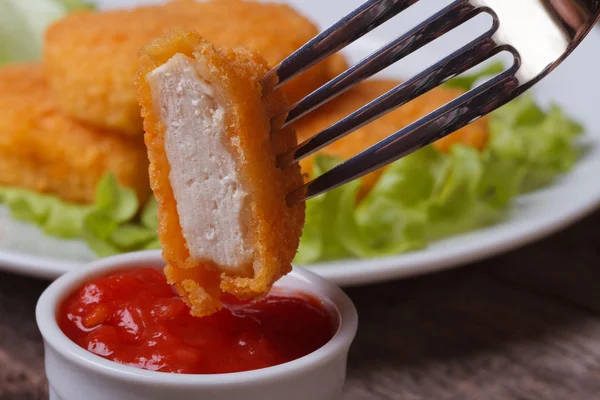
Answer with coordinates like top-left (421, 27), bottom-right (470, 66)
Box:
top-left (1, 210), bottom-right (599, 400)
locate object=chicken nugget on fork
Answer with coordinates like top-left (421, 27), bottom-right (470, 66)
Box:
top-left (135, 29), bottom-right (305, 316)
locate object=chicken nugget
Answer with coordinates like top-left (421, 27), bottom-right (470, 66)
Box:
top-left (294, 80), bottom-right (489, 194)
top-left (0, 64), bottom-right (150, 205)
top-left (135, 30), bottom-right (304, 316)
top-left (44, 0), bottom-right (345, 136)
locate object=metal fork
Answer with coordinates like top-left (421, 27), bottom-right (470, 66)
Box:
top-left (262, 0), bottom-right (600, 205)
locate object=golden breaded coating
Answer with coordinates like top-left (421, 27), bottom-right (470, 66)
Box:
top-left (0, 64), bottom-right (150, 204)
top-left (135, 30), bottom-right (304, 316)
top-left (44, 0), bottom-right (346, 136)
top-left (294, 80), bottom-right (489, 194)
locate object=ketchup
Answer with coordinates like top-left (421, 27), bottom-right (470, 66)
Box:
top-left (58, 268), bottom-right (337, 374)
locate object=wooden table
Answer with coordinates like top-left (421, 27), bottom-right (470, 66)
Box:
top-left (1, 209), bottom-right (599, 400)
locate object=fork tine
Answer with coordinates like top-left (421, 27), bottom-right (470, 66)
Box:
top-left (277, 0), bottom-right (481, 129)
top-left (277, 32), bottom-right (501, 169)
top-left (286, 65), bottom-right (520, 205)
top-left (262, 0), bottom-right (417, 94)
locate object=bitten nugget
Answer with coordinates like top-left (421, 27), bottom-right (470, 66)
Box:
top-left (294, 80), bottom-right (489, 194)
top-left (44, 0), bottom-right (346, 136)
top-left (0, 64), bottom-right (150, 204)
top-left (135, 30), bottom-right (304, 316)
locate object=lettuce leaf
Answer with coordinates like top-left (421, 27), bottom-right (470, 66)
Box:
top-left (0, 173), bottom-right (159, 256)
top-left (488, 94), bottom-right (584, 190)
top-left (0, 186), bottom-right (90, 238)
top-left (141, 196), bottom-right (159, 231)
top-left (0, 0), bottom-right (93, 65)
top-left (59, 0), bottom-right (95, 12)
top-left (83, 174), bottom-right (157, 255)
top-left (294, 156), bottom-right (355, 263)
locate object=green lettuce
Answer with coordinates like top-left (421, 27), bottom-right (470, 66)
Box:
top-left (0, 187), bottom-right (89, 238)
top-left (488, 94), bottom-right (584, 190)
top-left (0, 174), bottom-right (159, 257)
top-left (294, 156), bottom-right (361, 264)
top-left (0, 0), bottom-right (93, 65)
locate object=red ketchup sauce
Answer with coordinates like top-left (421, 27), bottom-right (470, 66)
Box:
top-left (58, 268), bottom-right (337, 374)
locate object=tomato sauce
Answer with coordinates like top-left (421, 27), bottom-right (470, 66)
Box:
top-left (58, 268), bottom-right (337, 374)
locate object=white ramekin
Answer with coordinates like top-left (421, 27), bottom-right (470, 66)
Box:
top-left (36, 250), bottom-right (358, 400)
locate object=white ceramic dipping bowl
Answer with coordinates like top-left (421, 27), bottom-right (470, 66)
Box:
top-left (36, 250), bottom-right (358, 400)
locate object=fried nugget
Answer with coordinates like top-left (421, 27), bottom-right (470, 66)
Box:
top-left (44, 0), bottom-right (345, 136)
top-left (135, 30), bottom-right (304, 316)
top-left (0, 64), bottom-right (150, 204)
top-left (294, 80), bottom-right (489, 194)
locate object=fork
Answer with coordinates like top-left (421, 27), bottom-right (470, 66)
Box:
top-left (262, 0), bottom-right (600, 205)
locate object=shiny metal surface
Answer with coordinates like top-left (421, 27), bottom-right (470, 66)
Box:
top-left (263, 0), bottom-right (600, 205)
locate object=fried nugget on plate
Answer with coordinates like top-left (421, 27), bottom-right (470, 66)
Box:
top-left (294, 80), bottom-right (489, 194)
top-left (135, 30), bottom-right (304, 316)
top-left (44, 0), bottom-right (345, 136)
top-left (0, 64), bottom-right (150, 205)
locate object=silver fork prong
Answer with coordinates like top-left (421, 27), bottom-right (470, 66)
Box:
top-left (261, 0), bottom-right (417, 94)
top-left (277, 31), bottom-right (501, 169)
top-left (276, 0), bottom-right (482, 129)
top-left (286, 65), bottom-right (519, 205)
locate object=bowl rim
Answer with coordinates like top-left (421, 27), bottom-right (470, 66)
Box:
top-left (36, 250), bottom-right (358, 387)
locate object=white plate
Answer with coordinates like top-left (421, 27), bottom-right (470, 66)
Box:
top-left (1, 0), bottom-right (599, 284)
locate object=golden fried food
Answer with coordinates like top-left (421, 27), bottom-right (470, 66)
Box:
top-left (294, 80), bottom-right (489, 194)
top-left (135, 30), bottom-right (304, 316)
top-left (0, 64), bottom-right (150, 204)
top-left (44, 0), bottom-right (345, 136)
